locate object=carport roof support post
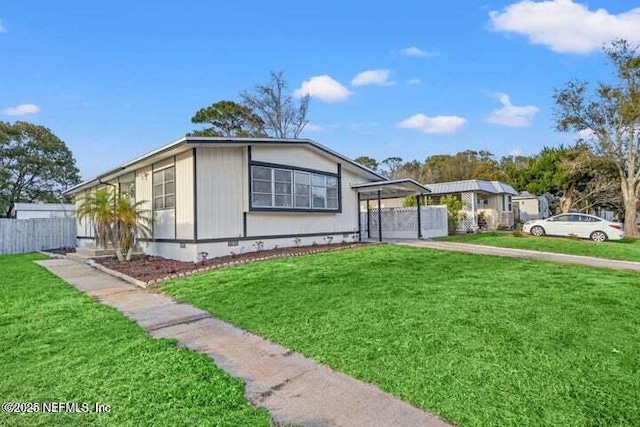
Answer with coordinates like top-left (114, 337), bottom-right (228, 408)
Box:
top-left (416, 195), bottom-right (422, 239)
top-left (377, 190), bottom-right (382, 242)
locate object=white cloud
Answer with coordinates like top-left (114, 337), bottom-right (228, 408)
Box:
top-left (1, 104), bottom-right (41, 116)
top-left (508, 148), bottom-right (524, 157)
top-left (351, 69), bottom-right (394, 87)
top-left (294, 75), bottom-right (352, 103)
top-left (0, 20), bottom-right (6, 33)
top-left (398, 114), bottom-right (467, 134)
top-left (485, 93), bottom-right (539, 127)
top-left (402, 46), bottom-right (438, 57)
top-left (304, 123), bottom-right (324, 132)
top-left (406, 78), bottom-right (422, 85)
top-left (489, 1), bottom-right (640, 54)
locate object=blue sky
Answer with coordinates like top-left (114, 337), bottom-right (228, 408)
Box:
top-left (2, 0), bottom-right (640, 179)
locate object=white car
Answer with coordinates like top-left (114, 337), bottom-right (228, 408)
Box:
top-left (522, 213), bottom-right (624, 241)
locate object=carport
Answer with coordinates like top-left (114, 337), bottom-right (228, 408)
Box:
top-left (352, 179), bottom-right (431, 242)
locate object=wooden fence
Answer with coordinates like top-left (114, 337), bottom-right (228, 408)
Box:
top-left (0, 218), bottom-right (76, 255)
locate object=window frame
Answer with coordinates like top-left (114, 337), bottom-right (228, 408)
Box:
top-left (152, 165), bottom-right (176, 210)
top-left (249, 162), bottom-right (341, 213)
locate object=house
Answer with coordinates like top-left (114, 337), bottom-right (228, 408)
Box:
top-left (512, 191), bottom-right (550, 222)
top-left (64, 137), bottom-right (428, 261)
top-left (10, 203), bottom-right (76, 219)
top-left (424, 179), bottom-right (518, 231)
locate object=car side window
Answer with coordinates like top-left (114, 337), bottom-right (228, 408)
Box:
top-left (549, 215), bottom-right (569, 222)
top-left (583, 216), bottom-right (601, 222)
top-left (566, 214), bottom-right (581, 222)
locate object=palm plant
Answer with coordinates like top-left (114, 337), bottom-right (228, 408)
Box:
top-left (76, 188), bottom-right (115, 249)
top-left (112, 194), bottom-right (152, 261)
top-left (76, 188), bottom-right (152, 262)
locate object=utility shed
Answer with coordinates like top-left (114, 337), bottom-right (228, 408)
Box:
top-left (11, 203), bottom-right (76, 220)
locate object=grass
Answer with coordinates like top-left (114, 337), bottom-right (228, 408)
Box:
top-left (164, 245), bottom-right (640, 427)
top-left (0, 254), bottom-right (271, 427)
top-left (438, 232), bottom-right (640, 262)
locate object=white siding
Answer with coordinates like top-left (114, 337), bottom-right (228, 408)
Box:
top-left (196, 233), bottom-right (359, 260)
top-left (143, 241), bottom-right (197, 262)
top-left (76, 189), bottom-right (94, 239)
top-left (196, 147), bottom-right (244, 239)
top-left (176, 150), bottom-right (194, 239)
top-left (252, 145), bottom-right (337, 173)
top-left (135, 165), bottom-right (153, 237)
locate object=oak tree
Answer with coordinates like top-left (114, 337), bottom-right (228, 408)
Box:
top-left (555, 40), bottom-right (640, 236)
top-left (189, 100), bottom-right (266, 137)
top-left (0, 121), bottom-right (80, 216)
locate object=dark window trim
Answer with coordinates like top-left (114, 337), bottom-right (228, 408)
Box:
top-left (152, 165), bottom-right (176, 211)
top-left (250, 160), bottom-right (339, 177)
top-left (193, 148), bottom-right (198, 240)
top-left (248, 161), bottom-right (342, 213)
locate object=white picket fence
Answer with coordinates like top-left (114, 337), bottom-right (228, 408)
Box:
top-left (0, 218), bottom-right (76, 255)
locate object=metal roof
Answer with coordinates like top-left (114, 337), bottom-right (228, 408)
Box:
top-left (352, 179), bottom-right (430, 200)
top-left (425, 180), bottom-right (518, 196)
top-left (513, 191), bottom-right (538, 200)
top-left (64, 137), bottom-right (387, 195)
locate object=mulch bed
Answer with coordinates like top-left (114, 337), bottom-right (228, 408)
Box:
top-left (93, 242), bottom-right (369, 285)
top-left (43, 246), bottom-right (77, 255)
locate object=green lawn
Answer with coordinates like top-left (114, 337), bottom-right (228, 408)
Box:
top-left (0, 254), bottom-right (271, 427)
top-left (164, 245), bottom-right (640, 427)
top-left (438, 232), bottom-right (640, 262)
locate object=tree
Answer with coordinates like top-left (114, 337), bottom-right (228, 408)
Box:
top-left (500, 154), bottom-right (533, 191)
top-left (354, 156), bottom-right (379, 171)
top-left (380, 157), bottom-right (403, 179)
top-left (76, 188), bottom-right (114, 249)
top-left (112, 193), bottom-right (152, 261)
top-left (397, 160), bottom-right (431, 183)
top-left (422, 150), bottom-right (505, 183)
top-left (77, 188), bottom-right (152, 262)
top-left (554, 39), bottom-right (640, 236)
top-left (0, 121), bottom-right (80, 216)
top-left (240, 71), bottom-right (310, 139)
top-left (189, 100), bottom-right (266, 137)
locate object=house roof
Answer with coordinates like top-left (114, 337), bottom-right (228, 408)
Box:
top-left (351, 179), bottom-right (430, 200)
top-left (13, 203), bottom-right (75, 211)
top-left (63, 137), bottom-right (387, 195)
top-left (513, 191), bottom-right (538, 200)
top-left (425, 179), bottom-right (518, 196)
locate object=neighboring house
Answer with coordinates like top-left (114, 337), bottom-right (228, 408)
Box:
top-left (11, 203), bottom-right (76, 219)
top-left (513, 191), bottom-right (550, 223)
top-left (424, 180), bottom-right (518, 231)
top-left (64, 137), bottom-right (427, 261)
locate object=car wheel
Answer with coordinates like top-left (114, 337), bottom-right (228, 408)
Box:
top-left (590, 231), bottom-right (607, 242)
top-left (530, 226), bottom-right (545, 237)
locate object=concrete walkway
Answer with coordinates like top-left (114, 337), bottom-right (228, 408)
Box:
top-left (396, 240), bottom-right (640, 272)
top-left (37, 258), bottom-right (451, 427)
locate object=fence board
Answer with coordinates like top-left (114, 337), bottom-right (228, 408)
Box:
top-left (0, 218), bottom-right (76, 255)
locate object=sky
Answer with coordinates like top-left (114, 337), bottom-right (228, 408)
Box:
top-left (2, 0), bottom-right (640, 179)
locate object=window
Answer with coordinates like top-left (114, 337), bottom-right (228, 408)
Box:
top-left (503, 195), bottom-right (512, 211)
top-left (251, 165), bottom-right (339, 211)
top-left (579, 214), bottom-right (601, 222)
top-left (549, 214), bottom-right (579, 222)
top-left (153, 166), bottom-right (175, 210)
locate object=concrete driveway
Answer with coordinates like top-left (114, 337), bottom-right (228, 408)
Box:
top-left (396, 240), bottom-right (640, 272)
